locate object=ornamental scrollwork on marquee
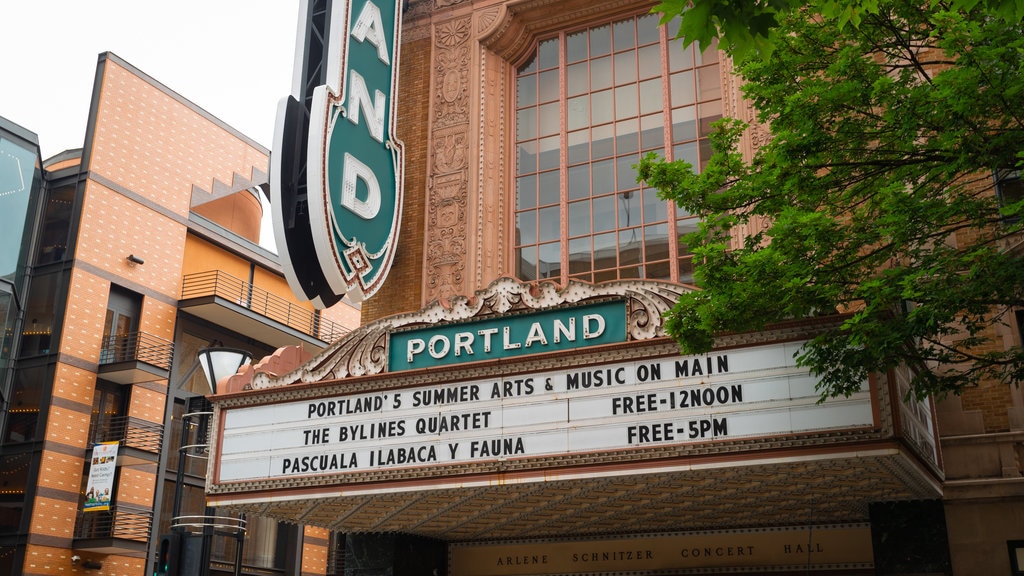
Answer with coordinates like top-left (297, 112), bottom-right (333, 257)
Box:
top-left (250, 278), bottom-right (690, 389)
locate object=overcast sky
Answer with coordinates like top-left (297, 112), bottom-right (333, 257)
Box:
top-left (0, 1), bottom-right (301, 248)
top-left (2, 1), bottom-right (300, 158)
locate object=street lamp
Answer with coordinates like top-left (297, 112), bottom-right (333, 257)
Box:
top-left (165, 347), bottom-right (252, 576)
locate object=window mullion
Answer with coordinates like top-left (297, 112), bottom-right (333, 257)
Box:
top-left (558, 30), bottom-right (570, 286)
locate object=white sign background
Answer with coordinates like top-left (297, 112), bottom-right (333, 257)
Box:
top-left (216, 341), bottom-right (873, 483)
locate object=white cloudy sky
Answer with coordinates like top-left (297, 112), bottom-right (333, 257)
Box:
top-left (1, 1), bottom-right (300, 158)
top-left (0, 1), bottom-right (302, 248)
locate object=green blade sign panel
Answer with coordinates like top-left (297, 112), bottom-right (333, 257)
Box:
top-left (308, 0), bottom-right (404, 302)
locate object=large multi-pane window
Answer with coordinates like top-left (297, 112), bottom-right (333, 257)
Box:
top-left (515, 13), bottom-right (721, 284)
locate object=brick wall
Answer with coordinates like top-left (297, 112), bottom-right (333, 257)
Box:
top-left (361, 36), bottom-right (432, 324)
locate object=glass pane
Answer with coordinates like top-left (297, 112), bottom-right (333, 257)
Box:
top-left (593, 232), bottom-right (618, 269)
top-left (36, 185), bottom-right (74, 265)
top-left (593, 159), bottom-right (614, 195)
top-left (670, 71), bottom-right (695, 107)
top-left (592, 124), bottom-right (614, 159)
top-left (616, 119), bottom-right (639, 155)
top-left (698, 100), bottom-right (722, 135)
top-left (516, 211), bottom-right (537, 245)
top-left (699, 138), bottom-right (714, 171)
top-left (643, 187), bottom-right (668, 223)
top-left (517, 141), bottom-right (537, 174)
top-left (538, 170), bottom-right (560, 206)
top-left (567, 30), bottom-right (588, 62)
top-left (593, 194), bottom-right (616, 233)
top-left (539, 103), bottom-right (559, 137)
top-left (668, 38), bottom-right (694, 72)
top-left (696, 38), bottom-right (720, 65)
top-left (568, 62), bottom-right (588, 96)
top-left (613, 18), bottom-right (636, 51)
top-left (697, 64), bottom-right (721, 101)
top-left (519, 53), bottom-right (537, 75)
top-left (568, 130), bottom-right (589, 164)
top-left (614, 51), bottom-right (637, 85)
top-left (538, 135), bottom-right (560, 170)
top-left (568, 199), bottom-right (591, 236)
top-left (646, 259), bottom-right (671, 280)
top-left (4, 366), bottom-right (44, 443)
top-left (568, 237), bottom-right (592, 273)
top-left (538, 206), bottom-right (561, 243)
top-left (619, 228), bottom-right (642, 265)
top-left (538, 242), bottom-right (561, 278)
top-left (21, 272), bottom-right (56, 357)
top-left (591, 56), bottom-right (612, 90)
top-left (672, 106), bottom-right (697, 143)
top-left (616, 154), bottom-right (639, 192)
top-left (618, 190), bottom-right (642, 228)
top-left (517, 74), bottom-right (536, 107)
top-left (538, 37), bottom-right (559, 69)
top-left (539, 69), bottom-right (560, 102)
top-left (568, 95), bottom-right (589, 131)
top-left (594, 269), bottom-right (618, 282)
top-left (638, 44), bottom-right (661, 79)
top-left (592, 90), bottom-right (614, 125)
top-left (638, 13), bottom-right (661, 45)
top-left (677, 217), bottom-right (701, 244)
top-left (645, 223), bottom-right (671, 261)
top-left (568, 165), bottom-right (590, 200)
top-left (590, 24), bottom-right (611, 57)
top-left (620, 265), bottom-right (641, 279)
top-left (639, 78), bottom-right (662, 115)
top-left (674, 141), bottom-right (699, 170)
top-left (641, 113), bottom-right (664, 151)
top-left (517, 107), bottom-right (537, 140)
top-left (517, 246), bottom-right (537, 281)
top-left (517, 175), bottom-right (537, 210)
top-left (615, 85), bottom-right (638, 121)
top-left (678, 255), bottom-right (696, 284)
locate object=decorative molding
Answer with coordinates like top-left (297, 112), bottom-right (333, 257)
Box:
top-left (479, 0), bottom-right (653, 65)
top-left (250, 277), bottom-right (689, 389)
top-left (426, 16), bottom-right (474, 304)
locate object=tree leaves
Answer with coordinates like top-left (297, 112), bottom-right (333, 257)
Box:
top-left (641, 0), bottom-right (1024, 400)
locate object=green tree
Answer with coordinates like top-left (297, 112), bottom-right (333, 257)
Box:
top-left (655, 0), bottom-right (1024, 61)
top-left (639, 0), bottom-right (1024, 400)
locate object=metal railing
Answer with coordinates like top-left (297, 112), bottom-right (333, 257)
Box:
top-left (88, 415), bottom-right (164, 453)
top-left (74, 503), bottom-right (153, 542)
top-left (98, 331), bottom-right (174, 370)
top-left (181, 270), bottom-right (350, 343)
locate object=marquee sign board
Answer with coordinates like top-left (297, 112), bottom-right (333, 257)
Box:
top-left (389, 300), bottom-right (628, 371)
top-left (215, 340), bottom-right (875, 484)
top-left (272, 0), bottom-right (404, 305)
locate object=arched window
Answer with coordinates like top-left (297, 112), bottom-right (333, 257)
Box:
top-left (514, 13), bottom-right (720, 284)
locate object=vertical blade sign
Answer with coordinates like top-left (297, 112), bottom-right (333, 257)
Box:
top-left (307, 0), bottom-right (404, 302)
top-left (276, 0), bottom-right (407, 305)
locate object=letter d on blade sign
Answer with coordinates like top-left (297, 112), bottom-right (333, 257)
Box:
top-left (272, 0), bottom-right (404, 305)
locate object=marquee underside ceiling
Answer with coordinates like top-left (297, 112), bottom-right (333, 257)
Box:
top-left (216, 449), bottom-right (938, 542)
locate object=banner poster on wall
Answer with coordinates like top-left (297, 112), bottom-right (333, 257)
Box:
top-left (84, 441), bottom-right (119, 512)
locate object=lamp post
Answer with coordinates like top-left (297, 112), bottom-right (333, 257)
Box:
top-left (168, 347), bottom-right (251, 576)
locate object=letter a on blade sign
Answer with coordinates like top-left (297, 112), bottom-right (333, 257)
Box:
top-left (272, 0), bottom-right (404, 305)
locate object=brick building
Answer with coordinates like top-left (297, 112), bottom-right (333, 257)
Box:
top-left (0, 52), bottom-right (357, 575)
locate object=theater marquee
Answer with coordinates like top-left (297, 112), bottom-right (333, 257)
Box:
top-left (216, 283), bottom-right (874, 484)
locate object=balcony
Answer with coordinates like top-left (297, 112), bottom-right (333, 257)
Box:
top-left (179, 271), bottom-right (348, 349)
top-left (98, 331), bottom-right (173, 384)
top-left (72, 504), bottom-right (152, 557)
top-left (88, 415), bottom-right (164, 467)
